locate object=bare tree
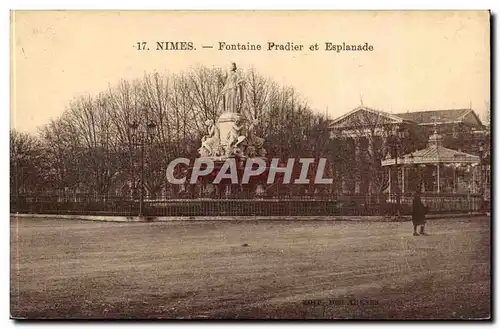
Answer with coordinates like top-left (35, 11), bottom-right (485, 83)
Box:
top-left (38, 116), bottom-right (80, 198)
top-left (10, 130), bottom-right (46, 197)
top-left (17, 65), bottom-right (329, 200)
top-left (64, 94), bottom-right (121, 201)
top-left (106, 79), bottom-right (148, 199)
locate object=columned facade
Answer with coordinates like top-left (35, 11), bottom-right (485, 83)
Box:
top-left (329, 106), bottom-right (488, 196)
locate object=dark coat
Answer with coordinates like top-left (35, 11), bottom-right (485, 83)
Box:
top-left (412, 195), bottom-right (427, 225)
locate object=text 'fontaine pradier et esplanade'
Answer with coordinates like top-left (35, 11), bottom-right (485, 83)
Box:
top-left (217, 42), bottom-right (374, 52)
top-left (143, 41), bottom-right (375, 53)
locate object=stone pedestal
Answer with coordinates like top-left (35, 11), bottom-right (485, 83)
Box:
top-left (198, 110), bottom-right (266, 160)
top-left (195, 108), bottom-right (268, 198)
top-left (218, 112), bottom-right (245, 151)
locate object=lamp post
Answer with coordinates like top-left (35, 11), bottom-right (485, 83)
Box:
top-left (408, 153), bottom-right (415, 190)
top-left (389, 127), bottom-right (409, 216)
top-left (14, 151), bottom-right (21, 212)
top-left (478, 144), bottom-right (485, 213)
top-left (129, 119), bottom-right (157, 218)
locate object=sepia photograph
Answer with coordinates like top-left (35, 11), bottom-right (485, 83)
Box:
top-left (10, 10), bottom-right (491, 320)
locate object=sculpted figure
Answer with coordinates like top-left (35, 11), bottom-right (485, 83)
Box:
top-left (225, 119), bottom-right (246, 156)
top-left (246, 116), bottom-right (266, 157)
top-left (221, 62), bottom-right (245, 114)
top-left (199, 119), bottom-right (221, 157)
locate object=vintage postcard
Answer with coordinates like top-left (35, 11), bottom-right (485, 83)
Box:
top-left (10, 10), bottom-right (491, 320)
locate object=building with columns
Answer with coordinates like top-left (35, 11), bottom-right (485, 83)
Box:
top-left (328, 106), bottom-right (489, 196)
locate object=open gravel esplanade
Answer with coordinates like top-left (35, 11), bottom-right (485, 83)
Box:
top-left (10, 216), bottom-right (491, 319)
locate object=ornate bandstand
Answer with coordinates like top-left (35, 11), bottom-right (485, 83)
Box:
top-left (382, 127), bottom-right (480, 194)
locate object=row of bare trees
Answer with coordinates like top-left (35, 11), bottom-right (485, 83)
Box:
top-left (11, 66), bottom-right (341, 200)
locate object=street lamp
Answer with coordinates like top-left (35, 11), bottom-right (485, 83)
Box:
top-left (14, 151), bottom-right (21, 212)
top-left (388, 127), bottom-right (409, 216)
top-left (408, 153), bottom-right (415, 190)
top-left (478, 144), bottom-right (486, 213)
top-left (129, 119), bottom-right (157, 218)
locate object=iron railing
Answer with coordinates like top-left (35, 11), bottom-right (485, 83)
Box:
top-left (10, 193), bottom-right (485, 217)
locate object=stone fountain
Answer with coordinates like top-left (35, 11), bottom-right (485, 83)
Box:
top-left (194, 62), bottom-right (268, 198)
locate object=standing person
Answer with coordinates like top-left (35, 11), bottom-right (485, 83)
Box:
top-left (412, 189), bottom-right (428, 236)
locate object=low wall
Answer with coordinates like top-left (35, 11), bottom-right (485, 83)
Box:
top-left (10, 212), bottom-right (487, 223)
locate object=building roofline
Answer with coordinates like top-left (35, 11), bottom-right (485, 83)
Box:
top-left (329, 106), bottom-right (417, 127)
top-left (417, 121), bottom-right (463, 126)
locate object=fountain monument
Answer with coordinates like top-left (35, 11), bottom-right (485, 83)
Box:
top-left (194, 62), bottom-right (268, 198)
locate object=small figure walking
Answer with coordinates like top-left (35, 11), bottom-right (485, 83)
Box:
top-left (412, 189), bottom-right (428, 236)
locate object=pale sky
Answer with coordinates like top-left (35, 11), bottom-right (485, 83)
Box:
top-left (11, 10), bottom-right (490, 133)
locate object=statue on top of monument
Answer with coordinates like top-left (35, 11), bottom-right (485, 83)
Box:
top-left (221, 62), bottom-right (245, 114)
top-left (197, 63), bottom-right (266, 158)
